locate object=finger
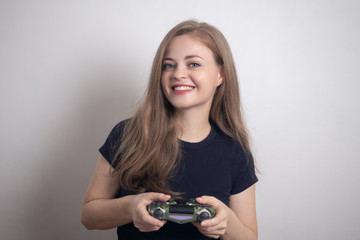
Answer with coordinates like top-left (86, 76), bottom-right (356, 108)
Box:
top-left (134, 206), bottom-right (164, 227)
top-left (134, 218), bottom-right (162, 232)
top-left (192, 222), bottom-right (200, 228)
top-left (197, 226), bottom-right (223, 239)
top-left (200, 218), bottom-right (218, 228)
top-left (207, 234), bottom-right (221, 239)
top-left (199, 223), bottom-right (226, 234)
top-left (200, 211), bottom-right (226, 228)
top-left (200, 207), bottom-right (228, 228)
top-left (142, 211), bottom-right (165, 227)
top-left (138, 224), bottom-right (163, 232)
top-left (196, 196), bottom-right (218, 206)
top-left (200, 222), bottom-right (225, 232)
top-left (147, 193), bottom-right (171, 203)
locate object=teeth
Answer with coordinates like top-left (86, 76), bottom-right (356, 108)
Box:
top-left (174, 86), bottom-right (194, 91)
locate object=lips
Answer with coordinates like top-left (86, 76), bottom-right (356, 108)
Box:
top-left (172, 85), bottom-right (195, 94)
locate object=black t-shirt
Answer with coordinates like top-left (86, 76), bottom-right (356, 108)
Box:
top-left (99, 120), bottom-right (258, 240)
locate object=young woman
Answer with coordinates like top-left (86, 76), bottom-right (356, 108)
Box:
top-left (81, 20), bottom-right (258, 240)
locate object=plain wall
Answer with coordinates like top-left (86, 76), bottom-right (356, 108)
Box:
top-left (1, 0), bottom-right (359, 239)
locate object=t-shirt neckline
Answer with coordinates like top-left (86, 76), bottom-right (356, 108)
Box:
top-left (180, 125), bottom-right (216, 149)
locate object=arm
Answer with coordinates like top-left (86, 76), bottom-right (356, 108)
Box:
top-left (193, 185), bottom-right (257, 239)
top-left (80, 155), bottom-right (170, 231)
top-left (225, 185), bottom-right (258, 239)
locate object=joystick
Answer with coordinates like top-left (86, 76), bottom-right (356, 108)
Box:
top-left (147, 199), bottom-right (216, 224)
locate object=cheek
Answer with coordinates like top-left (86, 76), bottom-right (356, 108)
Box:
top-left (196, 72), bottom-right (218, 88)
top-left (191, 72), bottom-right (205, 85)
top-left (161, 71), bottom-right (171, 83)
top-left (210, 71), bottom-right (222, 88)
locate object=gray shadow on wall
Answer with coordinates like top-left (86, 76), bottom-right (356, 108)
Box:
top-left (20, 57), bottom-right (143, 239)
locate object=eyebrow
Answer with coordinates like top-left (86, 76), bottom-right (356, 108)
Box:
top-left (163, 55), bottom-right (204, 61)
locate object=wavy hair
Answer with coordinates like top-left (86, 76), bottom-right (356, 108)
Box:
top-left (111, 20), bottom-right (253, 196)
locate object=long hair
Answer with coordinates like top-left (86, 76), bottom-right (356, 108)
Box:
top-left (111, 20), bottom-right (253, 196)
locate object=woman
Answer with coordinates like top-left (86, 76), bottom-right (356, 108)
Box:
top-left (81, 20), bottom-right (258, 240)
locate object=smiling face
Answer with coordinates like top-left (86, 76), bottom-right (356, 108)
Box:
top-left (161, 34), bottom-right (223, 114)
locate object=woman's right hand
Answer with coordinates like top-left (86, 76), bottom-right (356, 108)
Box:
top-left (128, 192), bottom-right (171, 232)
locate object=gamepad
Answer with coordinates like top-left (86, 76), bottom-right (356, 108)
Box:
top-left (147, 198), bottom-right (216, 224)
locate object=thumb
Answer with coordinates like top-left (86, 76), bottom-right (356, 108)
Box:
top-left (149, 193), bottom-right (171, 202)
top-left (196, 196), bottom-right (218, 207)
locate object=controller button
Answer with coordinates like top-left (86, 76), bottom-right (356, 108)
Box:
top-left (153, 209), bottom-right (164, 220)
top-left (199, 212), bottom-right (210, 222)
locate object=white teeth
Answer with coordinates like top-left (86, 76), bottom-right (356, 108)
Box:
top-left (174, 86), bottom-right (194, 91)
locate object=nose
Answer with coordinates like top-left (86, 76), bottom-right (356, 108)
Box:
top-left (173, 64), bottom-right (188, 80)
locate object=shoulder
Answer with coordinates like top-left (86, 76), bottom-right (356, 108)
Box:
top-left (211, 125), bottom-right (247, 158)
top-left (99, 118), bottom-right (131, 164)
top-left (112, 118), bottom-right (131, 135)
top-left (211, 124), bottom-right (257, 179)
top-left (105, 118), bottom-right (132, 141)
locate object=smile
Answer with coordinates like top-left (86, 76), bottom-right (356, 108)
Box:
top-left (171, 85), bottom-right (195, 95)
top-left (173, 86), bottom-right (194, 91)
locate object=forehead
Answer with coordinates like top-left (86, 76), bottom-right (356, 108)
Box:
top-left (164, 34), bottom-right (213, 58)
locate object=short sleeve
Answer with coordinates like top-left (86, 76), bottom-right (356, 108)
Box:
top-left (99, 120), bottom-right (127, 167)
top-left (230, 146), bottom-right (258, 195)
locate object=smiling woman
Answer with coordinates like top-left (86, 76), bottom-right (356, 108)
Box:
top-left (161, 34), bottom-right (223, 112)
top-left (81, 20), bottom-right (258, 240)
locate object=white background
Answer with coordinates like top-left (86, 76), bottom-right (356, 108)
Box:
top-left (1, 0), bottom-right (359, 239)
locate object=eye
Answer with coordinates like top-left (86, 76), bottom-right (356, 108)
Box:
top-left (189, 63), bottom-right (200, 68)
top-left (163, 63), bottom-right (175, 69)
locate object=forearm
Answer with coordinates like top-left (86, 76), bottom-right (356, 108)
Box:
top-left (221, 211), bottom-right (257, 240)
top-left (81, 195), bottom-right (134, 230)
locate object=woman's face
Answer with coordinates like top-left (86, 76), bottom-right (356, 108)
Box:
top-left (161, 34), bottom-right (223, 113)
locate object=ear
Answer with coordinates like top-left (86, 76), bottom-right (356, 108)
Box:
top-left (216, 68), bottom-right (224, 87)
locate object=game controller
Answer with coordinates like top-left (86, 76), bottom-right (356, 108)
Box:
top-left (147, 198), bottom-right (216, 224)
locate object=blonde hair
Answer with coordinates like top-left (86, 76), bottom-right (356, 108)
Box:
top-left (111, 20), bottom-right (253, 196)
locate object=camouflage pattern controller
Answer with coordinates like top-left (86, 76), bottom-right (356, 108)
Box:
top-left (147, 198), bottom-right (216, 224)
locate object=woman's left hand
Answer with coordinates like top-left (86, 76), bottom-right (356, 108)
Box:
top-left (192, 196), bottom-right (232, 239)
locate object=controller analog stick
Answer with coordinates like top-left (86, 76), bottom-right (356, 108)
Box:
top-left (153, 209), bottom-right (164, 220)
top-left (199, 212), bottom-right (210, 222)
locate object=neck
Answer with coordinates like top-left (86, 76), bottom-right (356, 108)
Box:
top-left (175, 108), bottom-right (211, 143)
